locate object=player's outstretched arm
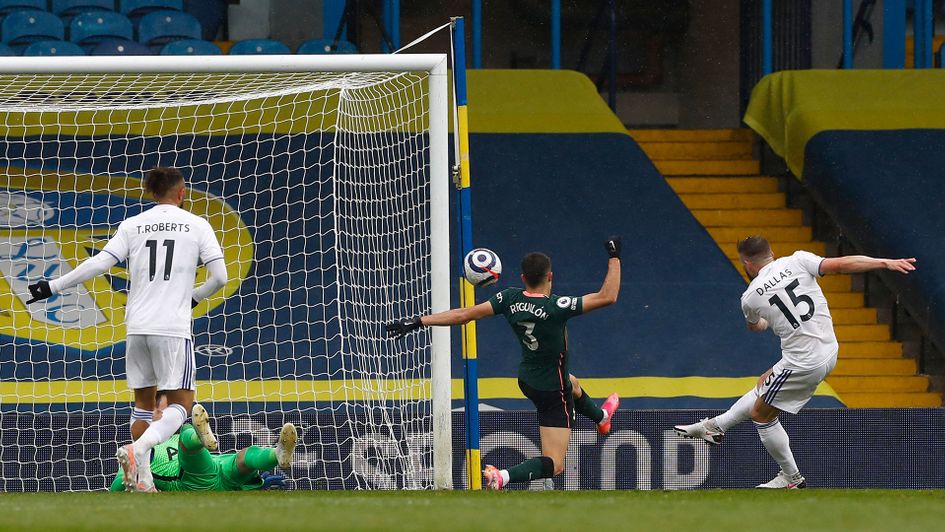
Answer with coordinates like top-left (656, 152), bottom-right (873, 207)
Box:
top-left (386, 301), bottom-right (494, 339)
top-left (582, 237), bottom-right (622, 314)
top-left (820, 255), bottom-right (917, 275)
top-left (26, 251), bottom-right (119, 304)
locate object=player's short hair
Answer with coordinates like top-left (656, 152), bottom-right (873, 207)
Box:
top-left (737, 235), bottom-right (772, 262)
top-left (154, 390), bottom-right (167, 403)
top-left (144, 167), bottom-right (184, 199)
top-left (521, 252), bottom-right (551, 287)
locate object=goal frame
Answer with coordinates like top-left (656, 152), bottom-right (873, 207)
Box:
top-left (0, 54), bottom-right (453, 490)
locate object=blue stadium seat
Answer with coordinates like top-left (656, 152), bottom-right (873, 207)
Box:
top-left (89, 37), bottom-right (150, 55)
top-left (119, 0), bottom-right (181, 19)
top-left (23, 39), bottom-right (85, 56)
top-left (2, 11), bottom-right (64, 45)
top-left (137, 10), bottom-right (200, 47)
top-left (297, 39), bottom-right (358, 55)
top-left (69, 12), bottom-right (132, 48)
top-left (0, 1), bottom-right (47, 15)
top-left (160, 38), bottom-right (220, 55)
top-left (52, 0), bottom-right (116, 16)
top-left (229, 39), bottom-right (290, 55)
top-left (0, 42), bottom-right (15, 55)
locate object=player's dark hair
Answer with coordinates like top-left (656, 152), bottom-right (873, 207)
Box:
top-left (521, 252), bottom-right (552, 287)
top-left (737, 235), bottom-right (772, 261)
top-left (154, 390), bottom-right (167, 404)
top-left (144, 167), bottom-right (184, 199)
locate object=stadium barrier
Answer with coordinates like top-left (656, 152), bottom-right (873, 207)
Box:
top-left (2, 409), bottom-right (941, 491)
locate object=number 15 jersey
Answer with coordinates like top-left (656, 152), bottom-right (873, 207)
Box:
top-left (102, 204), bottom-right (224, 339)
top-left (741, 251), bottom-right (838, 370)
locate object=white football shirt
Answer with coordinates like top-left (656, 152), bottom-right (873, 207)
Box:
top-left (741, 251), bottom-right (839, 370)
top-left (101, 204), bottom-right (224, 339)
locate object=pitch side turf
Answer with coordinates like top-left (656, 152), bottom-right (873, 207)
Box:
top-left (1, 490), bottom-right (943, 531)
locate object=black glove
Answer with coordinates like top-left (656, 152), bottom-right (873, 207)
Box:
top-left (25, 280), bottom-right (52, 304)
top-left (605, 236), bottom-right (621, 259)
top-left (386, 317), bottom-right (423, 339)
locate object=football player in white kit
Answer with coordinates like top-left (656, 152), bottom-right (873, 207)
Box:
top-left (674, 236), bottom-right (915, 489)
top-left (26, 167), bottom-right (228, 492)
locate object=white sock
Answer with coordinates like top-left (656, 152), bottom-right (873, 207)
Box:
top-left (133, 403), bottom-right (187, 463)
top-left (130, 407), bottom-right (153, 431)
top-left (754, 418), bottom-right (799, 477)
top-left (499, 469), bottom-right (510, 485)
top-left (710, 389), bottom-right (757, 432)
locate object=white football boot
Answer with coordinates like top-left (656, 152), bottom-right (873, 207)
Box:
top-left (191, 403), bottom-right (218, 451)
top-left (673, 418), bottom-right (724, 445)
top-left (276, 422), bottom-right (298, 469)
top-left (116, 443), bottom-right (157, 492)
top-left (756, 470), bottom-right (806, 489)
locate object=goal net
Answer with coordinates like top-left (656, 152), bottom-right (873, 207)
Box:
top-left (0, 55), bottom-right (452, 491)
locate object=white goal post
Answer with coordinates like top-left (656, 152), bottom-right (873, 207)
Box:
top-left (0, 54), bottom-right (452, 491)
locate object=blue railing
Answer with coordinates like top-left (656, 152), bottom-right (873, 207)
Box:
top-left (762, 0), bottom-right (934, 75)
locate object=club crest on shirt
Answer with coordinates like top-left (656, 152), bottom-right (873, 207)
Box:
top-left (0, 169), bottom-right (252, 351)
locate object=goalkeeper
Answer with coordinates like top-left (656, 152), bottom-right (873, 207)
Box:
top-left (110, 394), bottom-right (297, 492)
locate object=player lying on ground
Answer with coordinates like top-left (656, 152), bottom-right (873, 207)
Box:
top-left (674, 236), bottom-right (916, 489)
top-left (26, 168), bottom-right (228, 492)
top-left (110, 394), bottom-right (298, 492)
top-left (387, 238), bottom-right (622, 490)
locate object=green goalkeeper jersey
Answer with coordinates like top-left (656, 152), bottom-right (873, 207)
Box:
top-left (109, 434), bottom-right (264, 492)
top-left (489, 288), bottom-right (583, 391)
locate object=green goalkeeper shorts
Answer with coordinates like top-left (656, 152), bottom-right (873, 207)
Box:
top-left (213, 453), bottom-right (264, 491)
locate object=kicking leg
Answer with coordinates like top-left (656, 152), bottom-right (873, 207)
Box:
top-left (674, 369), bottom-right (771, 445)
top-left (569, 374), bottom-right (619, 435)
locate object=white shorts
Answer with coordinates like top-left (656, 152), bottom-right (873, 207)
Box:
top-left (126, 334), bottom-right (196, 391)
top-left (756, 354), bottom-right (837, 414)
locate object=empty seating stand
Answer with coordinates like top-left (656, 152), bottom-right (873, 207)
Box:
top-left (120, 0), bottom-right (182, 20)
top-left (160, 38), bottom-right (219, 55)
top-left (23, 39), bottom-right (84, 55)
top-left (89, 38), bottom-right (150, 55)
top-left (229, 38), bottom-right (290, 55)
top-left (0, 0), bottom-right (46, 15)
top-left (2, 11), bottom-right (64, 47)
top-left (69, 11), bottom-right (132, 49)
top-left (297, 38), bottom-right (357, 54)
top-left (137, 10), bottom-right (200, 50)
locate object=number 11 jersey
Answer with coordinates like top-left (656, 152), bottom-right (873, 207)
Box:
top-left (741, 250), bottom-right (838, 370)
top-left (102, 204), bottom-right (224, 339)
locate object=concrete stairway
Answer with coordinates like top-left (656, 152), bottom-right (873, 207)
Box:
top-left (630, 128), bottom-right (941, 408)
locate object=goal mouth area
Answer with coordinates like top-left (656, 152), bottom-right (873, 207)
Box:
top-left (0, 52), bottom-right (454, 490)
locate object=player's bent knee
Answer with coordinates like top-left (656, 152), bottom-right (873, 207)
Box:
top-left (750, 404), bottom-right (778, 423)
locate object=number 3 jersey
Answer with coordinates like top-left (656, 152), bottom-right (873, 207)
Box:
top-left (102, 204), bottom-right (224, 339)
top-left (741, 250), bottom-right (839, 370)
top-left (489, 288), bottom-right (583, 391)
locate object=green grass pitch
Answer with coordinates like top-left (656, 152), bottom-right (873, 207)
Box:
top-left (1, 490), bottom-right (943, 531)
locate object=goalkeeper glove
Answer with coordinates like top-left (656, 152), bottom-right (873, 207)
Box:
top-left (25, 280), bottom-right (52, 304)
top-left (605, 236), bottom-right (622, 260)
top-left (385, 317), bottom-right (423, 339)
top-left (260, 471), bottom-right (288, 490)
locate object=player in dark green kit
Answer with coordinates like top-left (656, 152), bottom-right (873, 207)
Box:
top-left (387, 238), bottom-right (622, 489)
top-left (110, 395), bottom-right (297, 492)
